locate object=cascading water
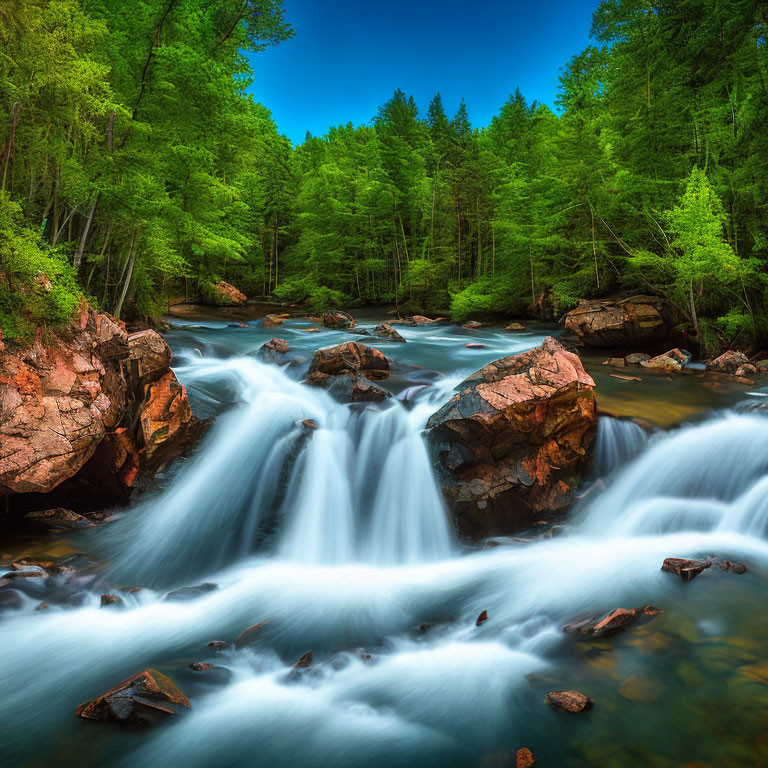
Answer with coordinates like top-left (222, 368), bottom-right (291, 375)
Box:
top-left (593, 415), bottom-right (650, 477)
top-left (4, 319), bottom-right (768, 768)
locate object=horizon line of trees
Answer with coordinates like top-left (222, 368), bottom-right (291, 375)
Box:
top-left (2, 0), bottom-right (768, 354)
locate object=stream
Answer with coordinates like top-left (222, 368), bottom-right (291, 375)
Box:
top-left (3, 314), bottom-right (768, 768)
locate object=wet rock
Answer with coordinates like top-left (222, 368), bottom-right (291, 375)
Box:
top-left (100, 593), bottom-right (124, 609)
top-left (374, 323), bottom-right (406, 342)
top-left (707, 350), bottom-right (749, 373)
top-left (258, 337), bottom-right (290, 363)
top-left (300, 418), bottom-right (318, 430)
top-left (76, 669), bottom-right (190, 725)
top-left (476, 610), bottom-right (489, 626)
top-left (463, 320), bottom-right (485, 329)
top-left (465, 343), bottom-right (486, 349)
top-left (661, 557), bottom-right (712, 582)
top-left (306, 341), bottom-right (389, 381)
top-left (322, 310), bottom-right (356, 330)
top-left (305, 371), bottom-right (391, 403)
top-left (0, 310), bottom-right (128, 494)
top-left (410, 315), bottom-right (444, 326)
top-left (262, 313), bottom-right (290, 328)
top-left (35, 601), bottom-right (49, 611)
top-left (602, 357), bottom-right (626, 368)
top-left (625, 352), bottom-right (651, 366)
top-left (545, 690), bottom-right (593, 713)
top-left (516, 747), bottom-right (536, 768)
top-left (506, 323), bottom-right (526, 332)
top-left (641, 348), bottom-right (691, 373)
top-left (207, 641), bottom-right (229, 652)
top-left (139, 371), bottom-right (193, 460)
top-left (189, 662), bottom-right (214, 672)
top-left (563, 295), bottom-right (671, 348)
top-left (564, 605), bottom-right (662, 638)
top-left (211, 280), bottom-right (246, 305)
top-left (426, 337), bottom-right (597, 537)
top-left (164, 583), bottom-right (217, 602)
top-left (0, 588), bottom-right (23, 611)
top-left (23, 507), bottom-right (95, 532)
top-left (294, 651), bottom-right (313, 669)
top-left (233, 620), bottom-right (269, 648)
top-left (717, 559), bottom-right (747, 575)
top-left (417, 622), bottom-right (434, 634)
top-left (735, 363), bottom-right (759, 377)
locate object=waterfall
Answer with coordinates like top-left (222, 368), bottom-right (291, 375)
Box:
top-left (593, 415), bottom-right (649, 477)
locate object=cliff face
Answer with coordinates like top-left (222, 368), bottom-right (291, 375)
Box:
top-left (0, 307), bottom-right (197, 509)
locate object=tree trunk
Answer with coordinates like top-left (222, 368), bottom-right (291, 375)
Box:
top-left (114, 232), bottom-right (138, 319)
top-left (74, 193), bottom-right (100, 268)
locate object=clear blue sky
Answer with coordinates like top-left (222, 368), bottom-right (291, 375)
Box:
top-left (246, 0), bottom-right (602, 145)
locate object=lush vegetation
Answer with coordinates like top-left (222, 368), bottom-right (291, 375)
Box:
top-left (2, 1), bottom-right (768, 353)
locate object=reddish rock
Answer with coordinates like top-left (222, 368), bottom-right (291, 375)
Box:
top-left (307, 342), bottom-right (389, 382)
top-left (374, 323), bottom-right (406, 342)
top-left (641, 348), bottom-right (691, 373)
top-left (411, 315), bottom-right (444, 326)
top-left (207, 641), bottom-right (229, 651)
top-left (258, 337), bottom-right (290, 363)
top-left (465, 343), bottom-right (486, 349)
top-left (233, 621), bottom-right (269, 648)
top-left (300, 418), bottom-right (318, 430)
top-left (707, 350), bottom-right (749, 373)
top-left (294, 651), bottom-right (312, 669)
top-left (212, 281), bottom-right (246, 306)
top-left (476, 610), bottom-right (489, 626)
top-left (139, 372), bottom-right (193, 460)
top-left (564, 605), bottom-right (662, 638)
top-left (463, 320), bottom-right (485, 329)
top-left (546, 690), bottom-right (593, 713)
top-left (0, 310), bottom-right (129, 494)
top-left (189, 662), bottom-right (214, 672)
top-left (506, 323), bottom-right (526, 332)
top-left (76, 669), bottom-right (190, 725)
top-left (735, 363), bottom-right (759, 377)
top-left (262, 313), bottom-right (290, 328)
top-left (100, 594), bottom-right (124, 608)
top-left (564, 295), bottom-right (671, 348)
top-left (426, 337), bottom-right (597, 537)
top-left (322, 310), bottom-right (356, 330)
top-left (602, 357), bottom-right (626, 367)
top-left (516, 747), bottom-right (536, 768)
top-left (662, 557), bottom-right (712, 582)
top-left (718, 560), bottom-right (747, 575)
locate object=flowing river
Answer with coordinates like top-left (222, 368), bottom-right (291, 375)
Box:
top-left (3, 314), bottom-right (768, 767)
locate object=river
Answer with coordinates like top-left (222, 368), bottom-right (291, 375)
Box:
top-left (2, 313), bottom-right (768, 767)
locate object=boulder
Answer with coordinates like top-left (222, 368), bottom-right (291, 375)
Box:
top-left (426, 337), bottom-right (597, 537)
top-left (322, 310), bottom-right (356, 330)
top-left (306, 342), bottom-right (389, 382)
top-left (258, 338), bottom-right (290, 363)
top-left (661, 557), bottom-right (712, 582)
top-left (546, 690), bottom-right (593, 713)
top-left (139, 372), bottom-right (193, 460)
top-left (127, 330), bottom-right (172, 384)
top-left (411, 315), bottom-right (444, 326)
top-left (76, 669), bottom-right (190, 725)
top-left (563, 605), bottom-right (662, 638)
top-left (305, 371), bottom-right (391, 403)
top-left (374, 323), bottom-right (406, 342)
top-left (707, 350), bottom-right (749, 373)
top-left (0, 310), bottom-right (129, 494)
top-left (463, 320), bottom-right (484, 329)
top-left (212, 281), bottom-right (246, 306)
top-left (641, 348), bottom-right (691, 373)
top-left (563, 295), bottom-right (670, 348)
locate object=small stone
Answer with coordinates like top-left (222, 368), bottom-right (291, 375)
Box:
top-left (516, 747), bottom-right (536, 768)
top-left (476, 610), bottom-right (488, 626)
top-left (300, 419), bottom-right (318, 430)
top-left (602, 357), bottom-right (626, 367)
top-left (465, 343), bottom-right (486, 349)
top-left (417, 622), bottom-right (434, 634)
top-left (100, 594), bottom-right (124, 609)
top-left (207, 641), bottom-right (230, 651)
top-left (463, 320), bottom-right (484, 329)
top-left (189, 662), bottom-right (214, 672)
top-left (506, 323), bottom-right (525, 332)
top-left (35, 601), bottom-right (49, 611)
top-left (662, 557), bottom-right (712, 582)
top-left (294, 651), bottom-right (312, 669)
top-left (546, 690), bottom-right (593, 713)
top-left (718, 560), bottom-right (747, 575)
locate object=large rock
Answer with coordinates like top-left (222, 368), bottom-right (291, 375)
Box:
top-left (127, 329), bottom-right (172, 384)
top-left (76, 669), bottom-right (190, 726)
top-left (707, 350), bottom-right (749, 373)
top-left (426, 337), bottom-right (597, 537)
top-left (139, 372), bottom-right (193, 460)
top-left (563, 295), bottom-right (670, 348)
top-left (211, 281), bottom-right (246, 306)
top-left (322, 310), bottom-right (356, 330)
top-left (0, 310), bottom-right (129, 494)
top-left (641, 348), bottom-right (691, 373)
top-left (306, 341), bottom-right (389, 382)
top-left (374, 323), bottom-right (406, 342)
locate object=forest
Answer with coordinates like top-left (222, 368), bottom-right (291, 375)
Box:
top-left (1, 0), bottom-right (767, 354)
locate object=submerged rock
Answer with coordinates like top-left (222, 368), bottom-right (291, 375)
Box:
top-left (258, 337), bottom-right (290, 363)
top-left (641, 348), bottom-right (692, 373)
top-left (100, 593), bottom-right (124, 609)
top-left (476, 610), bottom-right (489, 626)
top-left (546, 690), bottom-right (593, 713)
top-left (563, 605), bottom-right (662, 638)
top-left (374, 323), bottom-right (406, 342)
top-left (717, 559), bottom-right (747, 574)
top-left (76, 669), bottom-right (190, 725)
top-left (23, 507), bottom-right (94, 532)
top-left (164, 583), bottom-right (217, 601)
top-left (233, 620), bottom-right (269, 648)
top-left (305, 342), bottom-right (391, 403)
top-left (189, 662), bottom-right (214, 672)
top-left (322, 310), bottom-right (356, 330)
top-left (563, 295), bottom-right (671, 348)
top-left (506, 323), bottom-right (526, 332)
top-left (294, 651), bottom-right (313, 669)
top-left (661, 557), bottom-right (712, 582)
top-left (516, 747), bottom-right (536, 768)
top-left (426, 337), bottom-right (597, 537)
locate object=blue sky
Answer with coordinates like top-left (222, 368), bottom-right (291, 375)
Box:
top-left (246, 0), bottom-right (602, 144)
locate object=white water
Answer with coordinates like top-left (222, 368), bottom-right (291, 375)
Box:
top-left (3, 329), bottom-right (768, 767)
top-left (594, 415), bottom-right (650, 477)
